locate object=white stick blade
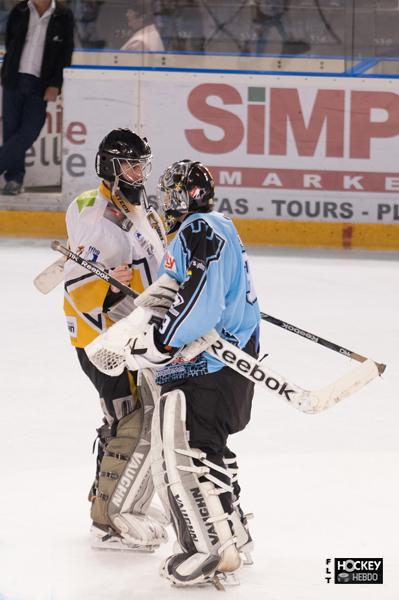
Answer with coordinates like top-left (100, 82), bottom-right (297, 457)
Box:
top-left (307, 359), bottom-right (380, 413)
top-left (33, 257), bottom-right (66, 294)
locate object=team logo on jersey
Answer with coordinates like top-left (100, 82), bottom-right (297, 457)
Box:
top-left (164, 253), bottom-right (176, 271)
top-left (135, 231), bottom-right (144, 244)
top-left (84, 245), bottom-right (100, 262)
top-left (66, 316), bottom-right (77, 337)
top-left (134, 231), bottom-right (155, 257)
top-left (190, 258), bottom-right (206, 272)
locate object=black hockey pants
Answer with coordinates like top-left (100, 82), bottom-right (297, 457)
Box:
top-left (161, 332), bottom-right (259, 513)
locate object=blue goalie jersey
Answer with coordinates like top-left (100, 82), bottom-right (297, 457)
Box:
top-left (156, 211), bottom-right (260, 384)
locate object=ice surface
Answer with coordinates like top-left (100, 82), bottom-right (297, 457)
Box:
top-left (1, 239), bottom-right (398, 600)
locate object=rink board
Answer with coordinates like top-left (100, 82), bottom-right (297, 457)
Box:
top-left (3, 68), bottom-right (399, 249)
top-left (1, 207), bottom-right (398, 250)
top-left (59, 68), bottom-right (399, 249)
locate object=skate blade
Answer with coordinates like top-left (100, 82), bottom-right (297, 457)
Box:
top-left (239, 539), bottom-right (254, 566)
top-left (167, 572), bottom-right (240, 590)
top-left (91, 540), bottom-right (158, 553)
top-left (240, 550), bottom-right (254, 566)
top-left (212, 572), bottom-right (240, 590)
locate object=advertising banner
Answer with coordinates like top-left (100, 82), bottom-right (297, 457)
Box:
top-left (62, 69), bottom-right (399, 225)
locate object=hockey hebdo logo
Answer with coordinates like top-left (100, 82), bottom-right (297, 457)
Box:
top-left (325, 558), bottom-right (383, 584)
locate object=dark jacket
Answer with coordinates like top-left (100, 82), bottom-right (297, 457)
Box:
top-left (1, 1), bottom-right (74, 91)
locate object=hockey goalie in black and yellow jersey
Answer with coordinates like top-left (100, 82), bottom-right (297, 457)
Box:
top-left (63, 128), bottom-right (169, 551)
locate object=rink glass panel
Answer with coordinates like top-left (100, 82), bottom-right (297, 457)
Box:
top-left (1, 1), bottom-right (399, 75)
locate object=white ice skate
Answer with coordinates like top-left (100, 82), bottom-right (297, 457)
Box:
top-left (91, 523), bottom-right (159, 553)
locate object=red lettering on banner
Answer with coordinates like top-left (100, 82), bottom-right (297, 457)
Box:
top-left (247, 104), bottom-right (265, 155)
top-left (66, 122), bottom-right (87, 144)
top-left (210, 166), bottom-right (399, 193)
top-left (186, 84), bottom-right (399, 160)
top-left (269, 88), bottom-right (345, 157)
top-left (185, 84), bottom-right (244, 153)
top-left (350, 91), bottom-right (399, 159)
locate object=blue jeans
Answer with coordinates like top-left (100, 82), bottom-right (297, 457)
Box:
top-left (0, 73), bottom-right (47, 184)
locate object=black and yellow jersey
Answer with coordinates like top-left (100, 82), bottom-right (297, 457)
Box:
top-left (63, 183), bottom-right (166, 348)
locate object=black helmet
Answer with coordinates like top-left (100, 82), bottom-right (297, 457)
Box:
top-left (157, 160), bottom-right (214, 232)
top-left (95, 128), bottom-right (152, 192)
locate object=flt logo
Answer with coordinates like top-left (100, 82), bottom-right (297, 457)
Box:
top-left (325, 558), bottom-right (383, 584)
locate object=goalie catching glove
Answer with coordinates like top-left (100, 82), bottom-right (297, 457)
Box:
top-left (124, 323), bottom-right (175, 371)
top-left (122, 324), bottom-right (220, 371)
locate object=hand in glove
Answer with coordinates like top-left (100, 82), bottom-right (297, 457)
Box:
top-left (134, 274), bottom-right (179, 318)
top-left (124, 323), bottom-right (175, 371)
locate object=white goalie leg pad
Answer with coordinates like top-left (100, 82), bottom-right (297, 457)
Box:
top-left (151, 384), bottom-right (173, 525)
top-left (157, 390), bottom-right (241, 586)
top-left (92, 369), bottom-right (168, 548)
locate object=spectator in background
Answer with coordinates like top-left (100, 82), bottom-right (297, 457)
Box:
top-left (0, 0), bottom-right (74, 195)
top-left (68, 0), bottom-right (105, 49)
top-left (121, 1), bottom-right (164, 52)
top-left (0, 2), bottom-right (14, 42)
top-left (251, 0), bottom-right (310, 56)
top-left (153, 0), bottom-right (204, 52)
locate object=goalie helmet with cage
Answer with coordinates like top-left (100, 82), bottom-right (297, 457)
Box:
top-left (157, 160), bottom-right (215, 233)
top-left (95, 129), bottom-right (152, 204)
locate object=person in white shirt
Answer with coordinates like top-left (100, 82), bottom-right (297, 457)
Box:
top-left (0, 0), bottom-right (74, 194)
top-left (121, 2), bottom-right (164, 52)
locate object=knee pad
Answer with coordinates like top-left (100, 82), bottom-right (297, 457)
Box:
top-left (91, 369), bottom-right (167, 546)
top-left (154, 389), bottom-right (240, 585)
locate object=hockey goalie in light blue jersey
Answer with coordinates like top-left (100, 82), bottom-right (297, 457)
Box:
top-left (123, 160), bottom-right (261, 588)
top-left (156, 203), bottom-right (260, 383)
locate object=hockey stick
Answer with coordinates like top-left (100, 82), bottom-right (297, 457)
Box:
top-left (51, 242), bottom-right (384, 415)
top-left (260, 313), bottom-right (386, 375)
top-left (45, 242), bottom-right (386, 378)
top-left (51, 240), bottom-right (140, 296)
top-left (52, 241), bottom-right (385, 377)
top-left (84, 305), bottom-right (380, 415)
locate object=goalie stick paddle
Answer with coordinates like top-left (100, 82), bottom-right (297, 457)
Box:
top-left (52, 241), bottom-right (384, 413)
top-left (260, 313), bottom-right (386, 375)
top-left (34, 255), bottom-right (67, 294)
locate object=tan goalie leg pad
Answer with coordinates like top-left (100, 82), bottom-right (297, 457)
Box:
top-left (90, 407), bottom-right (143, 528)
top-left (91, 369), bottom-right (168, 547)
